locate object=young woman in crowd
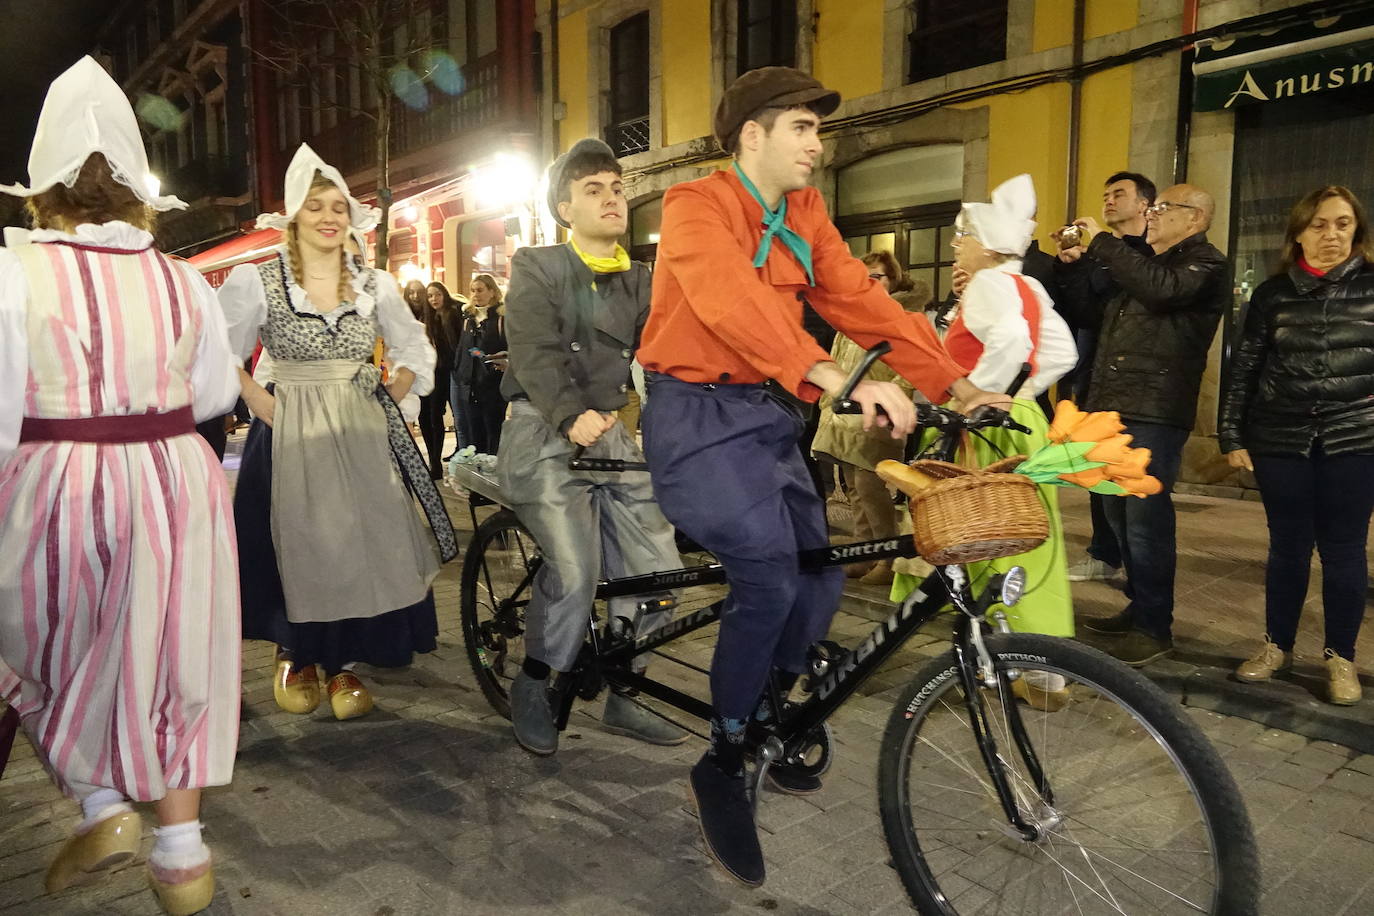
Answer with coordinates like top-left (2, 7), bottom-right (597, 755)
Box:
top-left (421, 280), bottom-right (463, 476)
top-left (0, 57), bottom-right (241, 914)
top-left (402, 279), bottom-right (428, 321)
top-left (457, 272), bottom-right (509, 454)
top-left (1221, 185), bottom-right (1374, 706)
top-left (219, 143), bottom-right (455, 722)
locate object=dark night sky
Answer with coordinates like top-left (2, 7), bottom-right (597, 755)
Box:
top-left (0, 0), bottom-right (113, 198)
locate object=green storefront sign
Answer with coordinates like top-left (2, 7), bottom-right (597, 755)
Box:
top-left (1194, 18), bottom-right (1374, 111)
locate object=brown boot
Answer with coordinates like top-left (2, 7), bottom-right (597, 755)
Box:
top-left (859, 561), bottom-right (894, 586)
top-left (1235, 639), bottom-right (1292, 683)
top-left (844, 561), bottom-right (875, 579)
top-left (1325, 650), bottom-right (1362, 706)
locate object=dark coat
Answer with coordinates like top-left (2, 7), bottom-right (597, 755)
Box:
top-left (1053, 232), bottom-right (1153, 334)
top-left (1218, 256), bottom-right (1374, 457)
top-left (500, 244), bottom-right (650, 432)
top-left (456, 309), bottom-right (507, 394)
top-left (1083, 231), bottom-right (1229, 430)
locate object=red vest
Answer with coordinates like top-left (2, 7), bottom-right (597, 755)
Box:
top-left (944, 273), bottom-right (1041, 377)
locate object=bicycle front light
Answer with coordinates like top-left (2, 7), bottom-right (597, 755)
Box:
top-left (998, 567), bottom-right (1027, 607)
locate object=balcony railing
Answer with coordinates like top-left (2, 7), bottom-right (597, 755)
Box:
top-left (300, 52), bottom-right (505, 178)
top-left (604, 115), bottom-right (650, 157)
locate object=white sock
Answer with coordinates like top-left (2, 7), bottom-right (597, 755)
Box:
top-left (150, 820), bottom-right (210, 871)
top-left (78, 788), bottom-right (132, 833)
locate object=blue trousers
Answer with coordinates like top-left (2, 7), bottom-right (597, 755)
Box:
top-left (1251, 445), bottom-right (1374, 661)
top-left (642, 375), bottom-right (844, 720)
top-left (1100, 421), bottom-right (1189, 640)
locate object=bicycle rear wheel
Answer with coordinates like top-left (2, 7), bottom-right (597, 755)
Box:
top-left (879, 632), bottom-right (1258, 915)
top-left (460, 509), bottom-right (539, 718)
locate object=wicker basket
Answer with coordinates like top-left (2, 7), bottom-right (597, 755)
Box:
top-left (908, 458), bottom-right (1049, 565)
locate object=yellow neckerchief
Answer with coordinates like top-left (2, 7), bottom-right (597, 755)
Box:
top-left (570, 238), bottom-right (630, 290)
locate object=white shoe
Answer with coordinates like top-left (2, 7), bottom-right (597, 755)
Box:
top-left (1067, 557), bottom-right (1118, 582)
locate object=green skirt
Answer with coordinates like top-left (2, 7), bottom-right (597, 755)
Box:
top-left (890, 398), bottom-right (1074, 638)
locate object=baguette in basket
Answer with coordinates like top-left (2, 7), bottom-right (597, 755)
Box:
top-left (876, 458), bottom-right (1049, 566)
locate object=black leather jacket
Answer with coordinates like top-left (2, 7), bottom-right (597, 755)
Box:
top-left (1083, 232), bottom-right (1229, 429)
top-left (1218, 255), bottom-right (1374, 457)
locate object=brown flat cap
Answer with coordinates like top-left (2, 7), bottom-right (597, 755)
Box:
top-left (713, 66), bottom-right (841, 151)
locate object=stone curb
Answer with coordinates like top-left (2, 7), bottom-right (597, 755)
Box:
top-left (839, 585), bottom-right (1374, 754)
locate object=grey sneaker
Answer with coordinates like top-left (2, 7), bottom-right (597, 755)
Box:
top-left (601, 691), bottom-right (689, 746)
top-left (510, 671), bottom-right (558, 756)
top-left (1067, 557), bottom-right (1119, 582)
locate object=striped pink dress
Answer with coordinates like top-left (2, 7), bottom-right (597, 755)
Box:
top-left (0, 222), bottom-right (242, 801)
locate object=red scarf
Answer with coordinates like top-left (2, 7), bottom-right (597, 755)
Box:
top-left (1297, 255), bottom-right (1328, 278)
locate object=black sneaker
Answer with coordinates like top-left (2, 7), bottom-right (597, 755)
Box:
top-left (688, 755), bottom-right (765, 887)
top-left (766, 763), bottom-right (822, 795)
top-left (1079, 608), bottom-right (1133, 635)
top-left (510, 671), bottom-right (558, 756)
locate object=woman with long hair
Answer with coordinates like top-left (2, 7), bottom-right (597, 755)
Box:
top-left (402, 279), bottom-right (427, 321)
top-left (1221, 185), bottom-right (1374, 705)
top-left (0, 58), bottom-right (241, 914)
top-left (457, 272), bottom-right (509, 454)
top-left (219, 144), bottom-right (455, 723)
top-left (421, 280), bottom-right (462, 476)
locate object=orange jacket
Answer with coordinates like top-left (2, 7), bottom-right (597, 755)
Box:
top-left (638, 169), bottom-right (967, 402)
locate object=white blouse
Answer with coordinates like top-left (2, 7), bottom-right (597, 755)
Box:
top-left (216, 250), bottom-right (435, 421)
top-left (0, 222), bottom-right (241, 464)
top-left (956, 260), bottom-right (1077, 397)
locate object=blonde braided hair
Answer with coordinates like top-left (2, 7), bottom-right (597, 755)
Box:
top-left (284, 171), bottom-right (352, 306)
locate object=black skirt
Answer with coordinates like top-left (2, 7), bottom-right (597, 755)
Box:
top-left (234, 419), bottom-right (438, 673)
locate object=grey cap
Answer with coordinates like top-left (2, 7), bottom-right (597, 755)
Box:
top-left (546, 137), bottom-right (619, 229)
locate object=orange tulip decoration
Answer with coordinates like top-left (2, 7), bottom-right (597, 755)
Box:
top-left (1013, 401), bottom-right (1163, 498)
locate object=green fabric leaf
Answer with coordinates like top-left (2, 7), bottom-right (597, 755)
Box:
top-left (1015, 440), bottom-right (1098, 473)
top-left (1088, 480), bottom-right (1129, 496)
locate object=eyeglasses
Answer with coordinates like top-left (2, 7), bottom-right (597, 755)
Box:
top-left (868, 272), bottom-right (889, 281)
top-left (1146, 201), bottom-right (1200, 217)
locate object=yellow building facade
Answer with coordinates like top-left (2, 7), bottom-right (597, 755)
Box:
top-left (538, 0), bottom-right (1374, 487)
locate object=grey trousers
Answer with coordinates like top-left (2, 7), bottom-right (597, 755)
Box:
top-left (497, 402), bottom-right (681, 672)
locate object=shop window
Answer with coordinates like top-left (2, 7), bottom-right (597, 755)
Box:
top-left (738, 0), bottom-right (797, 74)
top-left (835, 145), bottom-right (963, 216)
top-left (836, 145), bottom-right (963, 304)
top-left (628, 195), bottom-right (662, 264)
top-left (907, 0), bottom-right (1007, 84)
top-left (606, 13), bottom-right (651, 157)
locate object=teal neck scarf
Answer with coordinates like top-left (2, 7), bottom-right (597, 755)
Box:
top-left (732, 162), bottom-right (814, 286)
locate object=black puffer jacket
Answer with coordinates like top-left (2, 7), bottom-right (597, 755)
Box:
top-left (1218, 255), bottom-right (1374, 457)
top-left (1083, 232), bottom-right (1229, 429)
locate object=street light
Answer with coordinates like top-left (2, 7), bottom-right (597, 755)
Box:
top-left (471, 152), bottom-right (537, 212)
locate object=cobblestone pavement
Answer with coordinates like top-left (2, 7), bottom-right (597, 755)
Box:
top-left (4, 439), bottom-right (1374, 914)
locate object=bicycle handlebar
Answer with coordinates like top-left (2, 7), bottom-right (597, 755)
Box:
top-left (831, 345), bottom-right (1033, 436)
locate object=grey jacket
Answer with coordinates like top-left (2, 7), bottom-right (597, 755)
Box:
top-left (500, 243), bottom-right (651, 432)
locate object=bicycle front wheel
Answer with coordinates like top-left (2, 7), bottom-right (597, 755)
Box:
top-left (460, 509), bottom-right (539, 718)
top-left (879, 632), bottom-right (1258, 915)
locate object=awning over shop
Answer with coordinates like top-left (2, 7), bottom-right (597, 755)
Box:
top-left (1194, 10), bottom-right (1374, 111)
top-left (188, 226), bottom-right (281, 286)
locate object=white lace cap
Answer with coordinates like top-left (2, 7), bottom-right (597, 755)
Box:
top-left (958, 173), bottom-right (1037, 256)
top-left (254, 143), bottom-right (381, 232)
top-left (0, 56), bottom-right (186, 211)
